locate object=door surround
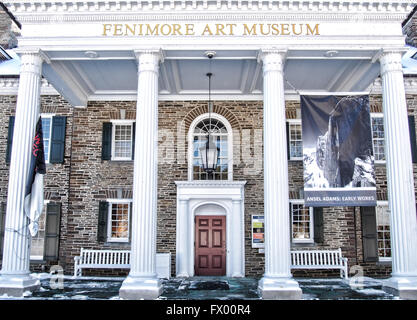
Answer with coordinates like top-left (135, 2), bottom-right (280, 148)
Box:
top-left (175, 181), bottom-right (246, 277)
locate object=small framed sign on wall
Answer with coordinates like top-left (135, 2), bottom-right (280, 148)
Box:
top-left (251, 215), bottom-right (265, 251)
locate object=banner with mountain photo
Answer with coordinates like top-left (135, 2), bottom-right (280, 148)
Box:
top-left (301, 95), bottom-right (377, 207)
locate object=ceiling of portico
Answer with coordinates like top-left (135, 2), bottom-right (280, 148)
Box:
top-left (4, 1), bottom-right (410, 106)
top-left (40, 48), bottom-right (381, 106)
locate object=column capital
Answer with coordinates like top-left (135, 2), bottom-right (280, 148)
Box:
top-left (134, 48), bottom-right (164, 64)
top-left (257, 48), bottom-right (287, 74)
top-left (257, 47), bottom-right (287, 62)
top-left (14, 48), bottom-right (51, 64)
top-left (377, 49), bottom-right (406, 77)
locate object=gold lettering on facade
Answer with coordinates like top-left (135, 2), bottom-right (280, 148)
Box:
top-left (306, 24), bottom-right (320, 35)
top-left (100, 23), bottom-right (321, 37)
top-left (243, 24), bottom-right (257, 36)
top-left (202, 24), bottom-right (214, 36)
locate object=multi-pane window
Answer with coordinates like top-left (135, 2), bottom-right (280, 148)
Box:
top-left (107, 201), bottom-right (130, 242)
top-left (371, 115), bottom-right (385, 162)
top-left (112, 121), bottom-right (133, 160)
top-left (41, 115), bottom-right (53, 163)
top-left (288, 120), bottom-right (303, 160)
top-left (376, 203), bottom-right (391, 261)
top-left (30, 204), bottom-right (47, 260)
top-left (192, 117), bottom-right (229, 181)
top-left (290, 201), bottom-right (314, 243)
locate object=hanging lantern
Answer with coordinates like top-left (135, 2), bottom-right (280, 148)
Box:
top-left (199, 63), bottom-right (220, 174)
top-left (200, 134), bottom-right (219, 174)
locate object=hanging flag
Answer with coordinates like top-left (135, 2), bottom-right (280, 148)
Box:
top-left (301, 95), bottom-right (376, 206)
top-left (24, 116), bottom-right (46, 237)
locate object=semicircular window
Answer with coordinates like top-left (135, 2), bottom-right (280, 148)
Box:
top-left (191, 116), bottom-right (230, 180)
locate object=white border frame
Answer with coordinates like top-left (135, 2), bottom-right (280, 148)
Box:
top-left (188, 113), bottom-right (234, 181)
top-left (175, 181), bottom-right (246, 278)
top-left (110, 119), bottom-right (134, 161)
top-left (289, 199), bottom-right (314, 244)
top-left (40, 113), bottom-right (54, 164)
top-left (375, 200), bottom-right (392, 262)
top-left (29, 199), bottom-right (50, 261)
top-left (370, 113), bottom-right (386, 164)
top-left (287, 118), bottom-right (303, 161)
top-left (106, 198), bottom-right (132, 243)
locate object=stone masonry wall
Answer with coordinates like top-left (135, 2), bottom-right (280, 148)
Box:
top-left (0, 95), bottom-right (73, 272)
top-left (1, 94), bottom-right (417, 278)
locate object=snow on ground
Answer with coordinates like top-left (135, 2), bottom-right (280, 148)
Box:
top-left (0, 276), bottom-right (401, 300)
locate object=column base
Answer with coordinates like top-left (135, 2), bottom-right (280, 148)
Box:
top-left (0, 273), bottom-right (40, 297)
top-left (382, 275), bottom-right (417, 300)
top-left (119, 275), bottom-right (162, 300)
top-left (258, 276), bottom-right (302, 300)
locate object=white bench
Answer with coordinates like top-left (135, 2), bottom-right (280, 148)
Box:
top-left (290, 248), bottom-right (348, 279)
top-left (73, 249), bottom-right (171, 279)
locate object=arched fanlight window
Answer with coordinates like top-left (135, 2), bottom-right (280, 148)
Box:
top-left (189, 113), bottom-right (233, 181)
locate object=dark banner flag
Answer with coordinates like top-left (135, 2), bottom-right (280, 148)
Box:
top-left (24, 116), bottom-right (46, 236)
top-left (301, 95), bottom-right (377, 207)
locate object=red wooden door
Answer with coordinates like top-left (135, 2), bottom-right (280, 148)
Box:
top-left (195, 216), bottom-right (226, 276)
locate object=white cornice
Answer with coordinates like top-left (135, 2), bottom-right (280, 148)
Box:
top-left (368, 76), bottom-right (417, 95)
top-left (0, 78), bottom-right (59, 95)
top-left (2, 76), bottom-right (417, 98)
top-left (3, 1), bottom-right (416, 23)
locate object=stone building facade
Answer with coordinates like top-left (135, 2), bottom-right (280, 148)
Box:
top-left (1, 93), bottom-right (416, 278)
top-left (0, 2), bottom-right (417, 302)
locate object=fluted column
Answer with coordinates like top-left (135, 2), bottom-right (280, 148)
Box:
top-left (231, 199), bottom-right (244, 277)
top-left (0, 51), bottom-right (44, 296)
top-left (380, 50), bottom-right (417, 299)
top-left (119, 49), bottom-right (163, 300)
top-left (257, 49), bottom-right (302, 300)
top-left (176, 198), bottom-right (189, 277)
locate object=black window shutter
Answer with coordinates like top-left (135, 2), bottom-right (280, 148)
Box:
top-left (0, 203), bottom-right (6, 259)
top-left (361, 206), bottom-right (378, 262)
top-left (97, 201), bottom-right (109, 242)
top-left (6, 116), bottom-right (15, 164)
top-left (102, 122), bottom-right (112, 160)
top-left (408, 115), bottom-right (417, 163)
top-left (50, 116), bottom-right (66, 164)
top-left (286, 121), bottom-right (290, 160)
top-left (44, 203), bottom-right (61, 261)
top-left (131, 122), bottom-right (136, 160)
top-left (313, 207), bottom-right (324, 243)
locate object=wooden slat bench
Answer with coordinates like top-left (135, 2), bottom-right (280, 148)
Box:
top-left (73, 249), bottom-right (171, 279)
top-left (290, 248), bottom-right (348, 279)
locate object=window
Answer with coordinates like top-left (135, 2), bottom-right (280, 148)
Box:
top-left (112, 121), bottom-right (134, 161)
top-left (376, 202), bottom-right (391, 261)
top-left (30, 202), bottom-right (48, 260)
top-left (29, 202), bottom-right (61, 261)
top-left (288, 120), bottom-right (303, 160)
top-left (371, 114), bottom-right (385, 163)
top-left (41, 114), bottom-right (53, 163)
top-left (290, 201), bottom-right (314, 243)
top-left (107, 200), bottom-right (131, 242)
top-left (189, 113), bottom-right (232, 181)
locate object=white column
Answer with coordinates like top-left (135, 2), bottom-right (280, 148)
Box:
top-left (176, 198), bottom-right (189, 277)
top-left (119, 49), bottom-right (163, 300)
top-left (0, 51), bottom-right (44, 296)
top-left (380, 50), bottom-right (417, 299)
top-left (257, 49), bottom-right (302, 299)
top-left (231, 199), bottom-right (244, 277)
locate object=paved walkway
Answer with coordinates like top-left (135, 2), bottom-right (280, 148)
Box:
top-left (0, 274), bottom-right (401, 300)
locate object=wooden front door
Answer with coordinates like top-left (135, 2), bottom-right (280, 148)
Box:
top-left (195, 216), bottom-right (226, 276)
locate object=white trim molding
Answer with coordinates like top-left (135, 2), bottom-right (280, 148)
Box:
top-left (3, 1), bottom-right (415, 23)
top-left (175, 180), bottom-right (246, 278)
